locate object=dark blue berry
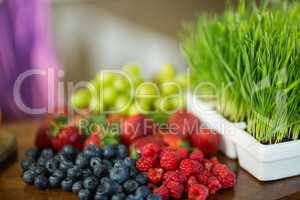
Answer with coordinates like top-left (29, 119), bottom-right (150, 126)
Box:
top-left (123, 180), bottom-right (138, 193)
top-left (135, 173), bottom-right (147, 185)
top-left (112, 193), bottom-right (126, 200)
top-left (83, 145), bottom-right (101, 158)
top-left (22, 170), bottom-right (35, 185)
top-left (81, 168), bottom-right (93, 179)
top-left (61, 178), bottom-right (73, 191)
top-left (126, 194), bottom-right (142, 200)
top-left (52, 169), bottom-right (65, 179)
top-left (37, 157), bottom-right (47, 167)
top-left (49, 176), bottom-right (61, 188)
top-left (75, 153), bottom-right (90, 168)
top-left (90, 157), bottom-right (102, 168)
top-left (110, 167), bottom-right (129, 184)
top-left (94, 191), bottom-right (108, 200)
top-left (40, 148), bottom-right (54, 159)
top-left (93, 164), bottom-right (105, 177)
top-left (25, 148), bottom-right (39, 160)
top-left (83, 176), bottom-right (98, 191)
top-left (128, 166), bottom-right (137, 177)
top-left (102, 159), bottom-right (113, 170)
top-left (96, 183), bottom-right (110, 195)
top-left (34, 166), bottom-right (48, 176)
top-left (123, 157), bottom-right (135, 168)
top-left (135, 186), bottom-right (151, 198)
top-left (67, 166), bottom-right (81, 180)
top-left (72, 181), bottom-right (83, 194)
top-left (62, 145), bottom-right (78, 160)
top-left (21, 159), bottom-right (34, 171)
top-left (45, 158), bottom-right (59, 173)
top-left (146, 194), bottom-right (162, 200)
top-left (113, 160), bottom-right (124, 168)
top-left (34, 175), bottom-right (49, 190)
top-left (78, 189), bottom-right (91, 200)
top-left (99, 177), bottom-right (120, 194)
top-left (116, 144), bottom-right (128, 159)
top-left (103, 144), bottom-right (115, 159)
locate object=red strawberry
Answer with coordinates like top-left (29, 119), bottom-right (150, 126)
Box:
top-left (84, 132), bottom-right (101, 147)
top-left (131, 135), bottom-right (166, 153)
top-left (120, 114), bottom-right (154, 145)
top-left (161, 134), bottom-right (191, 150)
top-left (51, 126), bottom-right (82, 151)
top-left (35, 122), bottom-right (52, 149)
top-left (107, 114), bottom-right (125, 124)
top-left (190, 128), bottom-right (220, 156)
top-left (168, 109), bottom-right (201, 138)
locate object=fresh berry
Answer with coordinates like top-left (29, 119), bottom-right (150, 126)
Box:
top-left (123, 180), bottom-right (139, 193)
top-left (52, 126), bottom-right (82, 151)
top-left (81, 168), bottom-right (93, 179)
top-left (25, 148), bottom-right (40, 160)
top-left (168, 109), bottom-right (201, 138)
top-left (61, 178), bottom-right (74, 191)
top-left (188, 184), bottom-right (209, 200)
top-left (161, 134), bottom-right (191, 150)
top-left (22, 170), bottom-right (35, 185)
top-left (103, 144), bottom-right (116, 159)
top-left (196, 170), bottom-right (210, 185)
top-left (49, 175), bottom-right (61, 188)
top-left (83, 176), bottom-right (98, 191)
top-left (40, 148), bottom-right (54, 159)
top-left (21, 159), bottom-right (34, 171)
top-left (160, 149), bottom-right (181, 171)
top-left (72, 181), bottom-right (83, 194)
top-left (83, 144), bottom-right (102, 158)
top-left (187, 176), bottom-right (199, 187)
top-left (131, 135), bottom-right (166, 153)
top-left (67, 166), bottom-right (81, 180)
top-left (62, 145), bottom-right (78, 160)
top-left (179, 159), bottom-right (202, 177)
top-left (45, 158), bottom-right (59, 173)
top-left (34, 175), bottom-right (49, 190)
top-left (136, 186), bottom-right (151, 198)
top-left (163, 170), bottom-right (187, 184)
top-left (94, 192), bottom-right (108, 200)
top-left (147, 168), bottom-right (164, 184)
top-left (147, 194), bottom-right (162, 200)
top-left (110, 166), bottom-right (129, 183)
top-left (141, 143), bottom-right (161, 158)
top-left (190, 129), bottom-right (220, 156)
top-left (207, 176), bottom-right (222, 194)
top-left (111, 193), bottom-right (127, 200)
top-left (212, 164), bottom-right (236, 189)
top-left (90, 157), bottom-right (102, 168)
top-left (190, 150), bottom-right (204, 162)
top-left (177, 148), bottom-right (189, 160)
top-left (84, 132), bottom-right (101, 147)
top-left (75, 153), bottom-right (90, 168)
top-left (116, 144), bottom-right (129, 159)
top-left (78, 189), bottom-right (92, 200)
top-left (153, 185), bottom-right (170, 200)
top-left (135, 173), bottom-right (148, 185)
top-left (124, 157), bottom-right (135, 168)
top-left (136, 157), bottom-right (156, 172)
top-left (165, 181), bottom-right (184, 200)
top-left (35, 124), bottom-right (52, 149)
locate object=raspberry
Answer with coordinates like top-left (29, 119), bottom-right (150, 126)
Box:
top-left (207, 176), bottom-right (222, 194)
top-left (177, 148), bottom-right (189, 160)
top-left (166, 181), bottom-right (184, 200)
top-left (163, 170), bottom-right (187, 184)
top-left (147, 168), bottom-right (164, 184)
top-left (204, 160), bottom-right (214, 172)
top-left (188, 184), bottom-right (209, 200)
top-left (196, 170), bottom-right (211, 185)
top-left (187, 176), bottom-right (199, 187)
top-left (153, 185), bottom-right (170, 200)
top-left (212, 164), bottom-right (236, 189)
top-left (136, 157), bottom-right (156, 172)
top-left (190, 150), bottom-right (204, 162)
top-left (179, 159), bottom-right (203, 177)
top-left (209, 157), bottom-right (220, 165)
top-left (160, 149), bottom-right (181, 171)
top-left (142, 143), bottom-right (161, 158)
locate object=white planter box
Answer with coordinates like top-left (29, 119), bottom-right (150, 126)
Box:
top-left (187, 93), bottom-right (300, 181)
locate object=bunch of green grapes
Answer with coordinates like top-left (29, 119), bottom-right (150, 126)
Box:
top-left (71, 64), bottom-right (190, 116)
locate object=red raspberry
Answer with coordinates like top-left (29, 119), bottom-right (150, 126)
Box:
top-left (163, 170), bottom-right (187, 184)
top-left (204, 159), bottom-right (214, 172)
top-left (142, 143), bottom-right (162, 158)
top-left (190, 150), bottom-right (204, 162)
top-left (177, 148), bottom-right (189, 160)
top-left (196, 170), bottom-right (211, 185)
top-left (153, 185), bottom-right (170, 200)
top-left (166, 181), bottom-right (184, 200)
top-left (179, 159), bottom-right (203, 177)
top-left (187, 176), bottom-right (199, 187)
top-left (207, 176), bottom-right (222, 194)
top-left (136, 157), bottom-right (156, 172)
top-left (209, 156), bottom-right (220, 165)
top-left (212, 164), bottom-right (236, 189)
top-left (188, 184), bottom-right (209, 200)
top-left (147, 168), bottom-right (164, 184)
top-left (160, 149), bottom-right (181, 171)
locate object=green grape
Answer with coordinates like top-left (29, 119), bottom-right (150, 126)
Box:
top-left (88, 79), bottom-right (101, 92)
top-left (113, 75), bottom-right (130, 92)
top-left (123, 64), bottom-right (141, 77)
top-left (135, 100), bottom-right (152, 114)
top-left (102, 87), bottom-right (117, 106)
top-left (154, 97), bottom-right (175, 113)
top-left (89, 96), bottom-right (103, 114)
top-left (127, 103), bottom-right (141, 116)
top-left (157, 64), bottom-right (176, 83)
top-left (171, 95), bottom-right (186, 109)
top-left (96, 71), bottom-right (115, 86)
top-left (114, 95), bottom-right (131, 112)
top-left (160, 81), bottom-right (180, 96)
top-left (71, 88), bottom-right (91, 109)
top-left (175, 73), bottom-right (189, 89)
top-left (136, 82), bottom-right (159, 103)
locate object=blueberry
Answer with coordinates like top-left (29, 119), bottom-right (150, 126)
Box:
top-left (128, 166), bottom-right (137, 177)
top-left (135, 173), bottom-right (147, 185)
top-left (113, 160), bottom-right (124, 168)
top-left (61, 178), bottom-right (73, 191)
top-left (78, 189), bottom-right (91, 200)
top-left (37, 157), bottom-right (48, 167)
top-left (34, 175), bottom-right (49, 190)
top-left (103, 144), bottom-right (115, 159)
top-left (52, 169), bottom-right (65, 180)
top-left (123, 180), bottom-right (138, 193)
top-left (25, 148), bottom-right (39, 160)
top-left (59, 159), bottom-right (74, 170)
top-left (110, 167), bottom-right (129, 184)
top-left (67, 166), bottom-right (81, 180)
top-left (112, 193), bottom-right (126, 200)
top-left (93, 164), bottom-right (105, 177)
top-left (40, 148), bottom-right (54, 159)
top-left (34, 166), bottom-right (48, 176)
top-left (126, 194), bottom-right (142, 200)
top-left (99, 177), bottom-right (120, 194)
top-left (123, 157), bottom-right (135, 168)
top-left (96, 183), bottom-right (110, 195)
top-left (45, 158), bottom-right (59, 173)
top-left (135, 186), bottom-right (151, 198)
top-left (62, 145), bottom-right (78, 160)
top-left (83, 176), bottom-right (98, 191)
top-left (94, 191), bottom-right (108, 200)
top-left (81, 168), bottom-right (92, 178)
top-left (22, 170), bottom-right (35, 185)
top-left (90, 157), bottom-right (102, 168)
top-left (75, 153), bottom-right (90, 168)
top-left (83, 145), bottom-right (101, 158)
top-left (116, 144), bottom-right (128, 159)
top-left (72, 181), bottom-right (83, 194)
top-left (102, 159), bottom-right (113, 169)
top-left (146, 194), bottom-right (162, 200)
top-left (21, 159), bottom-right (34, 171)
top-left (49, 176), bottom-right (61, 188)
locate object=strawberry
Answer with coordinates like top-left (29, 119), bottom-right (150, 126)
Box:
top-left (84, 132), bottom-right (101, 147)
top-left (190, 129), bottom-right (220, 156)
top-left (120, 114), bottom-right (154, 145)
top-left (51, 126), bottom-right (82, 151)
top-left (168, 109), bottom-right (201, 138)
top-left (130, 135), bottom-right (166, 153)
top-left (107, 114), bottom-right (125, 124)
top-left (161, 134), bottom-right (191, 150)
top-left (35, 121), bottom-right (52, 149)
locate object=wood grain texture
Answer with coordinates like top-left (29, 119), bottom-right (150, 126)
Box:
top-left (1, 120), bottom-right (300, 200)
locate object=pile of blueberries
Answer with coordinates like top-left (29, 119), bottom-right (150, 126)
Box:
top-left (21, 144), bottom-right (161, 200)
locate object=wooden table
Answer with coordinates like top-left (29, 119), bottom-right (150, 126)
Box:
top-left (1, 120), bottom-right (300, 200)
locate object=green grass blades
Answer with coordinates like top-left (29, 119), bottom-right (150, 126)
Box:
top-left (181, 0), bottom-right (300, 144)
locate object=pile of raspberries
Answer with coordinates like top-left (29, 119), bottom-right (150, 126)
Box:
top-left (136, 143), bottom-right (236, 200)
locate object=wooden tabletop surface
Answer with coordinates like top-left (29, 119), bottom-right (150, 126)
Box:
top-left (1, 120), bottom-right (300, 200)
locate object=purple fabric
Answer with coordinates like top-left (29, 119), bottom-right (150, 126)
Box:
top-left (0, 0), bottom-right (60, 120)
